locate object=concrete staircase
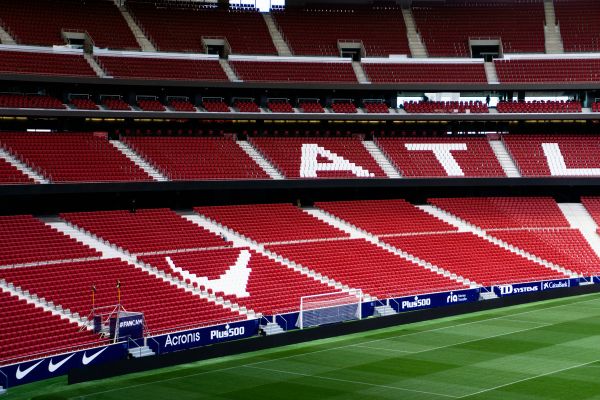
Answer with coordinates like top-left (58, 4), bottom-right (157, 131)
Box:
top-left (83, 53), bottom-right (107, 78)
top-left (128, 345), bottom-right (155, 358)
top-left (488, 139), bottom-right (521, 177)
top-left (0, 148), bottom-right (48, 184)
top-left (236, 140), bottom-right (284, 180)
top-left (352, 61), bottom-right (370, 84)
top-left (419, 205), bottom-right (578, 278)
top-left (558, 203), bottom-right (600, 259)
top-left (115, 1), bottom-right (156, 52)
top-left (0, 386), bottom-right (5, 395)
top-left (220, 59), bottom-right (241, 82)
top-left (362, 141), bottom-right (401, 178)
top-left (374, 304), bottom-right (397, 317)
top-left (484, 62), bottom-right (499, 84)
top-left (544, 0), bottom-right (564, 54)
top-left (263, 13), bottom-right (292, 56)
top-left (260, 321), bottom-right (285, 335)
top-left (0, 25), bottom-right (16, 45)
top-left (109, 140), bottom-right (168, 181)
top-left (401, 8), bottom-right (427, 57)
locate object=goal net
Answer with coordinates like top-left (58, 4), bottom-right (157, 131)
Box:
top-left (298, 290), bottom-right (363, 329)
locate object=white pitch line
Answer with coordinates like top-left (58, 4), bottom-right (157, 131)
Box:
top-left (70, 293), bottom-right (600, 399)
top-left (457, 359), bottom-right (600, 399)
top-left (244, 365), bottom-right (459, 398)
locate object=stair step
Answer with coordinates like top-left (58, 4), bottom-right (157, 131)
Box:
top-left (109, 140), bottom-right (168, 181)
top-left (128, 345), bottom-right (155, 358)
top-left (362, 141), bottom-right (401, 178)
top-left (237, 140), bottom-right (284, 180)
top-left (263, 13), bottom-right (292, 56)
top-left (488, 140), bottom-right (521, 177)
top-left (0, 147), bottom-right (49, 184)
top-left (261, 321), bottom-right (285, 335)
top-left (219, 59), bottom-right (241, 82)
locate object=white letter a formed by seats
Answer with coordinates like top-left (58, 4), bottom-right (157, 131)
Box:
top-left (300, 143), bottom-right (374, 178)
top-left (405, 143), bottom-right (467, 176)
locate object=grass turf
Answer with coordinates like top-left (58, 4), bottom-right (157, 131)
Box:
top-left (8, 292), bottom-right (600, 400)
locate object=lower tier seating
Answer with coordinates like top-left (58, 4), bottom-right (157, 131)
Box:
top-left (0, 259), bottom-right (243, 336)
top-left (0, 133), bottom-right (152, 183)
top-left (122, 136), bottom-right (269, 180)
top-left (61, 208), bottom-right (227, 254)
top-left (376, 137), bottom-right (505, 177)
top-left (0, 158), bottom-right (34, 184)
top-left (266, 239), bottom-right (467, 299)
top-left (428, 197), bottom-right (570, 229)
top-left (383, 232), bottom-right (567, 286)
top-left (140, 248), bottom-right (344, 316)
top-left (0, 290), bottom-right (104, 364)
top-left (195, 203), bottom-right (348, 243)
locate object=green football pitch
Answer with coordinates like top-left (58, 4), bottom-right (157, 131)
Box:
top-left (9, 292), bottom-right (600, 400)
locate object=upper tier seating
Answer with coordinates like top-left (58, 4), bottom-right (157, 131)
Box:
top-left (363, 102), bottom-right (389, 114)
top-left (299, 100), bottom-right (325, 113)
top-left (195, 203), bottom-right (349, 243)
top-left (272, 6), bottom-right (411, 57)
top-left (234, 100), bottom-right (261, 113)
top-left (494, 59), bottom-right (600, 83)
top-left (70, 98), bottom-right (99, 110)
top-left (0, 215), bottom-right (100, 267)
top-left (496, 100), bottom-right (582, 113)
top-left (428, 197), bottom-right (570, 228)
top-left (376, 137), bottom-right (505, 177)
top-left (0, 133), bottom-right (151, 183)
top-left (0, 51), bottom-right (96, 77)
top-left (0, 158), bottom-right (34, 184)
top-left (169, 99), bottom-right (196, 112)
top-left (0, 258), bottom-right (243, 335)
top-left (315, 199), bottom-right (456, 235)
top-left (202, 99), bottom-right (230, 112)
top-left (122, 136), bottom-right (269, 180)
top-left (267, 100), bottom-right (294, 113)
top-left (96, 56), bottom-right (228, 81)
top-left (383, 232), bottom-right (567, 286)
top-left (0, 0), bottom-right (139, 49)
top-left (554, 0), bottom-right (600, 52)
top-left (137, 99), bottom-right (166, 112)
top-left (412, 0), bottom-right (545, 57)
top-left (267, 239), bottom-right (467, 299)
top-left (502, 135), bottom-right (600, 177)
top-left (102, 98), bottom-right (131, 111)
top-left (230, 61), bottom-right (357, 83)
top-left (61, 208), bottom-right (227, 254)
top-left (363, 63), bottom-right (487, 83)
top-left (403, 101), bottom-right (489, 114)
top-left (331, 101), bottom-right (358, 114)
top-left (0, 289), bottom-right (104, 364)
top-left (248, 137), bottom-right (387, 179)
top-left (127, 1), bottom-right (276, 54)
top-left (140, 248), bottom-right (343, 315)
top-left (0, 94), bottom-right (64, 109)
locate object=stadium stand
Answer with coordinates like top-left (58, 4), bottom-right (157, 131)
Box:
top-left (363, 102), bottom-right (389, 114)
top-left (168, 99), bottom-right (196, 112)
top-left (593, 102), bottom-right (600, 112)
top-left (70, 98), bottom-right (99, 110)
top-left (0, 50), bottom-right (96, 77)
top-left (139, 248), bottom-right (344, 315)
top-left (122, 136), bottom-right (269, 180)
top-left (0, 214), bottom-right (100, 267)
top-left (0, 158), bottom-right (34, 184)
top-left (581, 197), bottom-right (600, 227)
top-left (494, 58), bottom-right (600, 83)
top-left (271, 6), bottom-right (411, 57)
top-left (61, 208), bottom-right (227, 254)
top-left (0, 94), bottom-right (65, 109)
top-left (195, 203), bottom-right (349, 243)
top-left (136, 99), bottom-right (166, 112)
top-left (363, 63), bottom-right (487, 83)
top-left (554, 0), bottom-right (600, 52)
top-left (403, 101), bottom-right (489, 114)
top-left (248, 136), bottom-right (386, 178)
top-left (331, 101), bottom-right (357, 114)
top-left (0, 133), bottom-right (151, 183)
top-left (0, 0), bottom-right (139, 49)
top-left (298, 100), bottom-right (325, 113)
top-left (267, 100), bottom-right (294, 113)
top-left (230, 61), bottom-right (357, 83)
top-left (0, 258), bottom-right (244, 335)
top-left (234, 100), bottom-right (261, 113)
top-left (315, 199), bottom-right (457, 235)
top-left (0, 290), bottom-right (104, 364)
top-left (126, 1), bottom-right (276, 54)
top-left (382, 232), bottom-right (567, 286)
top-left (411, 0), bottom-right (545, 57)
top-left (267, 239), bottom-right (467, 299)
top-left (102, 98), bottom-right (131, 111)
top-left (375, 136), bottom-right (505, 177)
top-left (502, 135), bottom-right (600, 176)
top-left (496, 100), bottom-right (582, 113)
top-left (96, 56), bottom-right (228, 81)
top-left (202, 99), bottom-right (231, 113)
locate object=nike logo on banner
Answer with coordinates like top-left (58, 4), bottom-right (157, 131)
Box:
top-left (48, 353), bottom-right (75, 373)
top-left (15, 360), bottom-right (43, 380)
top-left (82, 347), bottom-right (108, 365)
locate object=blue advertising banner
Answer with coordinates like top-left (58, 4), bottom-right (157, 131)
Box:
top-left (150, 319), bottom-right (259, 354)
top-left (0, 343), bottom-right (127, 388)
top-left (389, 288), bottom-right (480, 313)
top-left (112, 312), bottom-right (144, 340)
top-left (493, 278), bottom-right (577, 297)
